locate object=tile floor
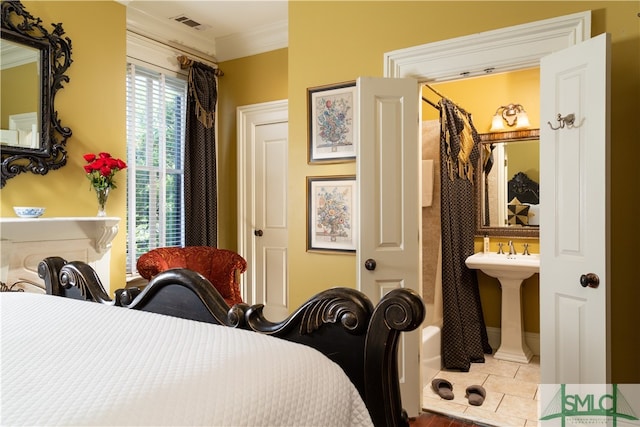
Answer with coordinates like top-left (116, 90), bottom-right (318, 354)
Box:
top-left (423, 354), bottom-right (540, 427)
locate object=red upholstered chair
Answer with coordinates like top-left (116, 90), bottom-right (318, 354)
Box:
top-left (136, 246), bottom-right (247, 307)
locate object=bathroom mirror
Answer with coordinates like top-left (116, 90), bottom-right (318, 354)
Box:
top-left (1, 0), bottom-right (73, 188)
top-left (476, 129), bottom-right (540, 238)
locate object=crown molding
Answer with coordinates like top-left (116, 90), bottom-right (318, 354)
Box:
top-left (125, 6), bottom-right (218, 60)
top-left (124, 5), bottom-right (287, 63)
top-left (0, 39), bottom-right (39, 70)
top-left (215, 19), bottom-right (288, 62)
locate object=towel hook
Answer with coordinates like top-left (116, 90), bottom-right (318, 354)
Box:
top-left (547, 113), bottom-right (577, 130)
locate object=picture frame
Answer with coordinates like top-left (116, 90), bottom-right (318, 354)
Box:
top-left (307, 81), bottom-right (357, 163)
top-left (307, 176), bottom-right (357, 253)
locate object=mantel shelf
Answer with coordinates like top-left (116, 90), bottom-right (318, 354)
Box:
top-left (1, 216), bottom-right (120, 292)
top-left (1, 217), bottom-right (120, 254)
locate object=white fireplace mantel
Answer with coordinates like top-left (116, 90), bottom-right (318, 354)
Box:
top-left (0, 217), bottom-right (120, 292)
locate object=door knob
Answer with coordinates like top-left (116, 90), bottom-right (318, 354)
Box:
top-left (254, 229), bottom-right (263, 237)
top-left (364, 259), bottom-right (376, 271)
top-left (580, 273), bottom-right (600, 288)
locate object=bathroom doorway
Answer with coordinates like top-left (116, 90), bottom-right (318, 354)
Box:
top-left (418, 71), bottom-right (541, 425)
top-left (383, 10), bottom-right (599, 423)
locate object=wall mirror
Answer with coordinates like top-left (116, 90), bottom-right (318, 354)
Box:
top-left (1, 0), bottom-right (73, 188)
top-left (476, 129), bottom-right (540, 238)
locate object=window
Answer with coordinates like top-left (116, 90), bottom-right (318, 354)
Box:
top-left (125, 64), bottom-right (188, 273)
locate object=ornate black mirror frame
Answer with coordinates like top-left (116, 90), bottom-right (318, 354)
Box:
top-left (475, 128), bottom-right (540, 238)
top-left (1, 0), bottom-right (72, 188)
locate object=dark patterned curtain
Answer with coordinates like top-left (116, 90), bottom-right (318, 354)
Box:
top-left (185, 61), bottom-right (218, 246)
top-left (439, 98), bottom-right (492, 371)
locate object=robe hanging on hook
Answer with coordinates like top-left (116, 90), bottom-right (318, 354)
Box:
top-left (548, 113), bottom-right (576, 130)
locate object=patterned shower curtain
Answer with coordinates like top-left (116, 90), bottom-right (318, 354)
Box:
top-left (439, 98), bottom-right (492, 371)
top-left (185, 61), bottom-right (218, 246)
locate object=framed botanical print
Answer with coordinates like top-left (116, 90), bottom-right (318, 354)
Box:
top-left (307, 176), bottom-right (357, 253)
top-left (307, 81), bottom-right (357, 163)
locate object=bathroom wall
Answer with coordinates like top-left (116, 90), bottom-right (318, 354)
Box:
top-left (421, 120), bottom-right (442, 325)
top-left (422, 68), bottom-right (540, 333)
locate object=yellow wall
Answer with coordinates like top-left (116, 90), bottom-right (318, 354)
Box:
top-left (288, 1), bottom-right (639, 382)
top-left (1, 63), bottom-right (38, 128)
top-left (422, 68), bottom-right (541, 131)
top-left (217, 48), bottom-right (288, 250)
top-left (507, 142), bottom-right (539, 183)
top-left (0, 1), bottom-right (127, 289)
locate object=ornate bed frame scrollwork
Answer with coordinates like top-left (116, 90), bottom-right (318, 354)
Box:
top-left (38, 256), bottom-right (425, 427)
top-left (507, 171), bottom-right (540, 204)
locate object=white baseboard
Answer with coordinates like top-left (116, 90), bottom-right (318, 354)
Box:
top-left (486, 326), bottom-right (540, 356)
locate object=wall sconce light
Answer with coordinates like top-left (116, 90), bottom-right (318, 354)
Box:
top-left (490, 103), bottom-right (531, 132)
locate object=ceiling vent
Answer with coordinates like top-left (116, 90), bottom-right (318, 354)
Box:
top-left (170, 15), bottom-right (211, 31)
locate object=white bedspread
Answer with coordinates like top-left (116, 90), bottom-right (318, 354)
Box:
top-left (1, 293), bottom-right (373, 426)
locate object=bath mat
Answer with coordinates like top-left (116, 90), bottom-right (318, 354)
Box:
top-left (465, 385), bottom-right (486, 406)
top-left (431, 378), bottom-right (454, 400)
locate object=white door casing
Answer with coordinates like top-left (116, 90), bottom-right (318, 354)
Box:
top-left (357, 76), bottom-right (422, 416)
top-left (384, 11), bottom-right (591, 83)
top-left (237, 100), bottom-right (289, 320)
top-left (383, 9), bottom-right (606, 396)
top-left (539, 33), bottom-right (611, 384)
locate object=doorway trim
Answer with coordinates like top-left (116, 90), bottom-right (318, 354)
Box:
top-left (384, 11), bottom-right (590, 82)
top-left (382, 8), bottom-right (591, 412)
top-left (237, 99), bottom-right (288, 304)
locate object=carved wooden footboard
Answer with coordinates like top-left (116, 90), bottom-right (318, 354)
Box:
top-left (38, 256), bottom-right (425, 427)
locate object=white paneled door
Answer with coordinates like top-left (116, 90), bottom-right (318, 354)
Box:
top-left (540, 33), bottom-right (611, 384)
top-left (253, 121), bottom-right (289, 320)
top-left (357, 76), bottom-right (422, 416)
top-left (237, 101), bottom-right (289, 321)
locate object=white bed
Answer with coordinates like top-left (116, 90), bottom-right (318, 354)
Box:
top-left (1, 292), bottom-right (373, 426)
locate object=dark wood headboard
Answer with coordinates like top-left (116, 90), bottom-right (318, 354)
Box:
top-left (39, 256), bottom-right (425, 427)
top-left (508, 171), bottom-right (540, 204)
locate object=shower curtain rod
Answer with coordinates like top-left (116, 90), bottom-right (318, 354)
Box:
top-left (424, 83), bottom-right (446, 98)
top-left (423, 83), bottom-right (468, 112)
top-left (422, 83), bottom-right (447, 111)
top-left (422, 96), bottom-right (441, 110)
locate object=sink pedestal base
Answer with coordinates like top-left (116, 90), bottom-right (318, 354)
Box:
top-left (494, 277), bottom-right (533, 364)
top-left (464, 252), bottom-right (539, 364)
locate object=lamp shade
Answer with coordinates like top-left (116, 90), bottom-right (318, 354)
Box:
top-left (516, 110), bottom-right (530, 128)
top-left (490, 114), bottom-right (505, 132)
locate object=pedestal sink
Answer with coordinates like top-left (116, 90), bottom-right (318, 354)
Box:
top-left (465, 252), bottom-right (540, 363)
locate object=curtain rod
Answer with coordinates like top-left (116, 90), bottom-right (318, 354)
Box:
top-left (177, 55), bottom-right (224, 77)
top-left (126, 30), bottom-right (220, 74)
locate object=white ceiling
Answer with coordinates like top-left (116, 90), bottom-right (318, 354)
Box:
top-left (120, 1), bottom-right (288, 62)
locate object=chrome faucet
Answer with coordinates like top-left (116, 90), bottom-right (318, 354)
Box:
top-left (508, 240), bottom-right (516, 255)
top-left (497, 242), bottom-right (504, 254)
top-left (523, 243), bottom-right (530, 255)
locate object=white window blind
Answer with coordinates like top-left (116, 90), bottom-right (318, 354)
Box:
top-left (126, 63), bottom-right (187, 273)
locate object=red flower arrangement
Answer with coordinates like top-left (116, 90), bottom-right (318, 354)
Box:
top-left (83, 152), bottom-right (127, 191)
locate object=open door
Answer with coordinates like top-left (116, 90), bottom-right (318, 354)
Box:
top-left (539, 33), bottom-right (611, 384)
top-left (357, 76), bottom-right (422, 416)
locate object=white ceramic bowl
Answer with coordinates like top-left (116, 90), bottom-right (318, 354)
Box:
top-left (13, 206), bottom-right (45, 218)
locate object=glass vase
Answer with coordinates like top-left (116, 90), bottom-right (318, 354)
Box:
top-left (95, 187), bottom-right (110, 217)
